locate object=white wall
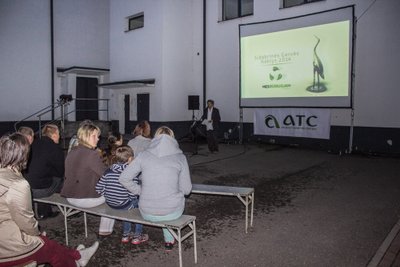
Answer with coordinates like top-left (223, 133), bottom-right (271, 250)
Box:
top-left (206, 0), bottom-right (400, 128)
top-left (0, 0), bottom-right (52, 121)
top-left (109, 0), bottom-right (203, 122)
top-left (54, 0), bottom-right (109, 69)
top-left (0, 0), bottom-right (110, 122)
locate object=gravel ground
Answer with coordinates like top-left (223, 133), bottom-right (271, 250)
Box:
top-left (38, 143), bottom-right (400, 267)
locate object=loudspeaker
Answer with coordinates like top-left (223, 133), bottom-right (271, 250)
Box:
top-left (188, 95), bottom-right (199, 110)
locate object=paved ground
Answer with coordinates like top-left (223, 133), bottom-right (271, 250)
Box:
top-left (38, 143), bottom-right (400, 266)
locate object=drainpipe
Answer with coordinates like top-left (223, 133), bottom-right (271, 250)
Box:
top-left (202, 0), bottom-right (206, 109)
top-left (50, 0), bottom-right (55, 120)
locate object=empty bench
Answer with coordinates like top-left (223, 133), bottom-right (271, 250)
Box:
top-left (34, 194), bottom-right (197, 267)
top-left (191, 184), bottom-right (254, 233)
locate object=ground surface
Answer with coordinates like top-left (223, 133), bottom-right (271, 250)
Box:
top-left (39, 143), bottom-right (400, 267)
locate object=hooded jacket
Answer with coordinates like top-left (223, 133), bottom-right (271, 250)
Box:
top-left (119, 134), bottom-right (192, 216)
top-left (0, 168), bottom-right (43, 263)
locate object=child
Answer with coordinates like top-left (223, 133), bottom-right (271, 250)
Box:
top-left (95, 145), bottom-right (149, 244)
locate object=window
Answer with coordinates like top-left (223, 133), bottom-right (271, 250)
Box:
top-left (126, 12), bottom-right (144, 32)
top-left (282, 0), bottom-right (324, 8)
top-left (222, 0), bottom-right (253, 21)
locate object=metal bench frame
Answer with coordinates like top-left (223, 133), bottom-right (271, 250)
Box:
top-left (191, 183), bottom-right (254, 233)
top-left (34, 194), bottom-right (197, 267)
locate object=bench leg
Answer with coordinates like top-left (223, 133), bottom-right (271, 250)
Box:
top-left (84, 212), bottom-right (88, 238)
top-left (193, 220), bottom-right (197, 264)
top-left (178, 229), bottom-right (182, 267)
top-left (250, 192), bottom-right (254, 227)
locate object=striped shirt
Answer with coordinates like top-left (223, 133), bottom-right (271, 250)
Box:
top-left (95, 163), bottom-right (139, 208)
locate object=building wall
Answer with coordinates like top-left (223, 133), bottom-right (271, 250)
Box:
top-left (205, 0), bottom-right (400, 129)
top-left (0, 0), bottom-right (109, 122)
top-left (0, 0), bottom-right (52, 121)
top-left (108, 0), bottom-right (203, 124)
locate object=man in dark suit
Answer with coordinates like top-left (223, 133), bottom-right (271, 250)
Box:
top-left (202, 99), bottom-right (221, 153)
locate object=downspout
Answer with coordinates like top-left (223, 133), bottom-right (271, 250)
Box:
top-left (50, 0), bottom-right (55, 120)
top-left (202, 0), bottom-right (206, 109)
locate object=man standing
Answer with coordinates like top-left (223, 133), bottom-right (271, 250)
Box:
top-left (202, 99), bottom-right (221, 153)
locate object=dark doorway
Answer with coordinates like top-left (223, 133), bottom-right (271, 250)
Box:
top-left (137, 93), bottom-right (149, 122)
top-left (124, 95), bottom-right (130, 134)
top-left (76, 77), bottom-right (98, 121)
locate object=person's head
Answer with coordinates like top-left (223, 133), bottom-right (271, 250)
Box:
top-left (113, 145), bottom-right (134, 164)
top-left (17, 126), bottom-right (34, 145)
top-left (133, 120), bottom-right (151, 138)
top-left (154, 126), bottom-right (175, 139)
top-left (0, 133), bottom-right (30, 172)
top-left (207, 99), bottom-right (214, 109)
top-left (77, 123), bottom-right (101, 149)
top-left (107, 132), bottom-right (123, 149)
top-left (42, 124), bottom-right (60, 144)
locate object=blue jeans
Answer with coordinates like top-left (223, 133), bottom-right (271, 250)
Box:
top-left (141, 209), bottom-right (183, 243)
top-left (112, 198), bottom-right (142, 236)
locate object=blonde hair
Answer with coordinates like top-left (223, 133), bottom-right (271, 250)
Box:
top-left (77, 123), bottom-right (101, 148)
top-left (17, 126), bottom-right (34, 138)
top-left (154, 126), bottom-right (174, 138)
top-left (42, 124), bottom-right (59, 138)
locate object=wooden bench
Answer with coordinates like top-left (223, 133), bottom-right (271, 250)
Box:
top-left (34, 194), bottom-right (197, 267)
top-left (191, 184), bottom-right (254, 233)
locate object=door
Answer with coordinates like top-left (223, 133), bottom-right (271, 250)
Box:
top-left (76, 77), bottom-right (98, 121)
top-left (137, 93), bottom-right (149, 122)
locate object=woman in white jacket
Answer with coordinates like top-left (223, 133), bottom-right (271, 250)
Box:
top-left (119, 126), bottom-right (192, 251)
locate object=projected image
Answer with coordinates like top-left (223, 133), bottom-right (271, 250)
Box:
top-left (240, 5), bottom-right (354, 108)
top-left (241, 20), bottom-right (350, 99)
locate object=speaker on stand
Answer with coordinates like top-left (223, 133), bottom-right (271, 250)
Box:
top-left (188, 95), bottom-right (199, 120)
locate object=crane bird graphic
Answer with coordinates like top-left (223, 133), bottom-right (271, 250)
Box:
top-left (308, 35), bottom-right (327, 92)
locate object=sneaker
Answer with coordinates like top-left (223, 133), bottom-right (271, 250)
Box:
top-left (77, 241), bottom-right (99, 267)
top-left (164, 241), bottom-right (175, 251)
top-left (131, 233), bottom-right (149, 245)
top-left (121, 233), bottom-right (132, 244)
top-left (76, 244), bottom-right (85, 251)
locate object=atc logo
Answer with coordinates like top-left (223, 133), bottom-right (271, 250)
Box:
top-left (265, 114), bottom-right (318, 128)
top-left (265, 115), bottom-right (280, 128)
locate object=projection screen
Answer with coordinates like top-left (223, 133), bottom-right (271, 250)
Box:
top-left (239, 6), bottom-right (354, 108)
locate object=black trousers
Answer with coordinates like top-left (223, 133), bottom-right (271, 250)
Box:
top-left (206, 130), bottom-right (219, 152)
top-left (32, 177), bottom-right (63, 216)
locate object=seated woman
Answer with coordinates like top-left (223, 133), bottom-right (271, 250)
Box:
top-left (120, 126), bottom-right (192, 251)
top-left (0, 133), bottom-right (98, 267)
top-left (127, 120), bottom-right (151, 157)
top-left (60, 122), bottom-right (114, 236)
top-left (25, 124), bottom-right (64, 219)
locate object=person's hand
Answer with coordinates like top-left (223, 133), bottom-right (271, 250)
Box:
top-left (40, 231), bottom-right (47, 237)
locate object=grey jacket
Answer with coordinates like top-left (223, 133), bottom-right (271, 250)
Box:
top-left (120, 134), bottom-right (192, 216)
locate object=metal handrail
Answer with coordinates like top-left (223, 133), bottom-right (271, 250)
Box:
top-left (15, 98), bottom-right (110, 146)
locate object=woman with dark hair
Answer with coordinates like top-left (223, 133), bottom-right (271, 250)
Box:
top-left (127, 120), bottom-right (151, 157)
top-left (103, 131), bottom-right (123, 166)
top-left (0, 133), bottom-right (98, 267)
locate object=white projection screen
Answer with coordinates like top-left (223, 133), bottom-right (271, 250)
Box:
top-left (239, 6), bottom-right (354, 108)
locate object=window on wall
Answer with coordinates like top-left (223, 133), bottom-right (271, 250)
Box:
top-left (126, 12), bottom-right (144, 32)
top-left (223, 0), bottom-right (253, 21)
top-left (282, 0), bottom-right (324, 8)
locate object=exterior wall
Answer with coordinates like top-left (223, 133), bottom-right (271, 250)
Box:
top-left (108, 0), bottom-right (203, 124)
top-left (0, 0), bottom-right (52, 121)
top-left (205, 0), bottom-right (400, 129)
top-left (0, 0), bottom-right (109, 122)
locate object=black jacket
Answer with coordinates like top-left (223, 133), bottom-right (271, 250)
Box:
top-left (202, 107), bottom-right (221, 130)
top-left (25, 136), bottom-right (64, 189)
